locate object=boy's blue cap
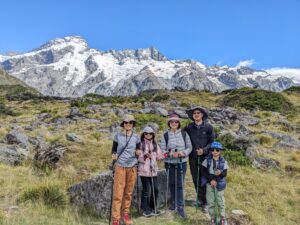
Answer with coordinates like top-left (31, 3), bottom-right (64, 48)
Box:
top-left (209, 141), bottom-right (223, 150)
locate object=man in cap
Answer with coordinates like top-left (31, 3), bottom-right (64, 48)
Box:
top-left (185, 106), bottom-right (215, 212)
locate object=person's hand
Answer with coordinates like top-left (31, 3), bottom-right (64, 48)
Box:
top-left (135, 150), bottom-right (142, 156)
top-left (215, 169), bottom-right (221, 176)
top-left (145, 153), bottom-right (152, 159)
top-left (196, 148), bottom-right (204, 156)
top-left (178, 152), bottom-right (185, 158)
top-left (112, 153), bottom-right (118, 160)
top-left (210, 180), bottom-right (217, 188)
top-left (172, 152), bottom-right (179, 158)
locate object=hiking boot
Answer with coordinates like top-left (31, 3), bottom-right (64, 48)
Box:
top-left (177, 207), bottom-right (187, 219)
top-left (168, 204), bottom-right (176, 211)
top-left (151, 209), bottom-right (161, 216)
top-left (210, 218), bottom-right (215, 225)
top-left (121, 213), bottom-right (133, 225)
top-left (220, 217), bottom-right (228, 225)
top-left (112, 219), bottom-right (120, 225)
top-left (142, 210), bottom-right (152, 217)
top-left (192, 200), bottom-right (202, 208)
top-left (201, 204), bottom-right (208, 213)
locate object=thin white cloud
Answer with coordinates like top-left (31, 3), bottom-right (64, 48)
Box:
top-left (266, 67), bottom-right (300, 83)
top-left (237, 59), bottom-right (255, 67)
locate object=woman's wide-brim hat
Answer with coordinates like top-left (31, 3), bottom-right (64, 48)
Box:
top-left (120, 114), bottom-right (136, 127)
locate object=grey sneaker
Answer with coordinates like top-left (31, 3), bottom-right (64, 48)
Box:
top-left (142, 210), bottom-right (152, 217)
top-left (201, 204), bottom-right (208, 213)
top-left (151, 209), bottom-right (161, 216)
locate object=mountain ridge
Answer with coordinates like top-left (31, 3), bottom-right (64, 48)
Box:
top-left (0, 36), bottom-right (299, 97)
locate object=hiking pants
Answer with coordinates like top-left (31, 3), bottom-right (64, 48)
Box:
top-left (206, 184), bottom-right (226, 217)
top-left (165, 162), bottom-right (187, 208)
top-left (112, 165), bottom-right (137, 220)
top-left (189, 156), bottom-right (207, 205)
top-left (140, 176), bottom-right (158, 211)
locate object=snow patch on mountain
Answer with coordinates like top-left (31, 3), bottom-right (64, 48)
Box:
top-left (0, 36), bottom-right (299, 97)
top-left (266, 68), bottom-right (300, 84)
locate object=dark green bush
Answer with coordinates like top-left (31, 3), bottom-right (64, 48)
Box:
top-left (283, 86), bottom-right (300, 94)
top-left (18, 184), bottom-right (67, 208)
top-left (222, 150), bottom-right (251, 166)
top-left (134, 113), bottom-right (167, 130)
top-left (216, 133), bottom-right (236, 150)
top-left (0, 96), bottom-right (16, 116)
top-left (152, 94), bottom-right (170, 102)
top-left (221, 87), bottom-right (294, 113)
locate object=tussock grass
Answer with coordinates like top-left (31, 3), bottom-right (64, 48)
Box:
top-left (256, 134), bottom-right (277, 148)
top-left (18, 182), bottom-right (67, 207)
top-left (1, 90), bottom-right (300, 225)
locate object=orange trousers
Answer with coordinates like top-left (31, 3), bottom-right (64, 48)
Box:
top-left (112, 165), bottom-right (137, 220)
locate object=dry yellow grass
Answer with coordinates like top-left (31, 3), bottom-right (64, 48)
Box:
top-left (1, 92), bottom-right (300, 225)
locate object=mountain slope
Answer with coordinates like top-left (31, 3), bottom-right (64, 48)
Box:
top-left (0, 36), bottom-right (299, 97)
top-left (0, 69), bottom-right (40, 96)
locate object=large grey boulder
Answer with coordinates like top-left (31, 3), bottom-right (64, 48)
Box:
top-left (262, 131), bottom-right (300, 150)
top-left (6, 129), bottom-right (30, 149)
top-left (252, 157), bottom-right (280, 170)
top-left (69, 107), bottom-right (83, 118)
top-left (66, 133), bottom-right (83, 143)
top-left (68, 170), bottom-right (168, 218)
top-left (209, 107), bottom-right (260, 127)
top-left (0, 143), bottom-right (28, 165)
top-left (236, 125), bottom-right (252, 137)
top-left (34, 142), bottom-right (66, 168)
top-left (139, 102), bottom-right (169, 116)
top-left (36, 113), bottom-right (51, 121)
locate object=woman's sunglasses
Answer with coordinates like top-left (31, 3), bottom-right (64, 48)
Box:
top-left (144, 132), bottom-right (154, 135)
top-left (170, 120), bottom-right (179, 124)
top-left (124, 121), bottom-right (134, 124)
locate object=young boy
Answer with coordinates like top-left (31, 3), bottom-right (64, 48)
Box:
top-left (202, 141), bottom-right (228, 225)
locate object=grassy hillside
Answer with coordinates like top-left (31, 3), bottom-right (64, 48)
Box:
top-left (0, 88), bottom-right (300, 225)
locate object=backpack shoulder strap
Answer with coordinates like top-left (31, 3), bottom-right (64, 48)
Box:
top-left (181, 129), bottom-right (187, 149)
top-left (164, 132), bottom-right (168, 147)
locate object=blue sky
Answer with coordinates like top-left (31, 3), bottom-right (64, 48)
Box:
top-left (0, 0), bottom-right (299, 69)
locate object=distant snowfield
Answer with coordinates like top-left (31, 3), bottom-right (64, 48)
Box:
top-left (0, 36), bottom-right (299, 97)
top-left (266, 68), bottom-right (300, 84)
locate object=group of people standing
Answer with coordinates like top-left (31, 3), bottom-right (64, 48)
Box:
top-left (110, 106), bottom-right (228, 225)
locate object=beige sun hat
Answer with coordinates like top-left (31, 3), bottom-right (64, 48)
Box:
top-left (120, 114), bottom-right (136, 127)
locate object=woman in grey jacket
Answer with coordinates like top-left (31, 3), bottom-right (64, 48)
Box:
top-left (160, 113), bottom-right (192, 219)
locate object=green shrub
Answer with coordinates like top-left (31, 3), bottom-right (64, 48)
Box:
top-left (223, 150), bottom-right (251, 166)
top-left (0, 96), bottom-right (16, 116)
top-left (221, 87), bottom-right (294, 113)
top-left (134, 114), bottom-right (167, 130)
top-left (283, 86), bottom-right (300, 94)
top-left (152, 94), bottom-right (170, 102)
top-left (18, 183), bottom-right (67, 208)
top-left (216, 133), bottom-right (236, 150)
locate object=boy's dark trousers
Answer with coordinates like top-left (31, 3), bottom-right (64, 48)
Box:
top-left (140, 176), bottom-right (158, 211)
top-left (189, 156), bottom-right (207, 205)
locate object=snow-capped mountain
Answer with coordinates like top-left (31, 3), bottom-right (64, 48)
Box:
top-left (0, 36), bottom-right (299, 97)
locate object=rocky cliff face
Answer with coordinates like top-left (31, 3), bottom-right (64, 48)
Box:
top-left (0, 36), bottom-right (299, 97)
